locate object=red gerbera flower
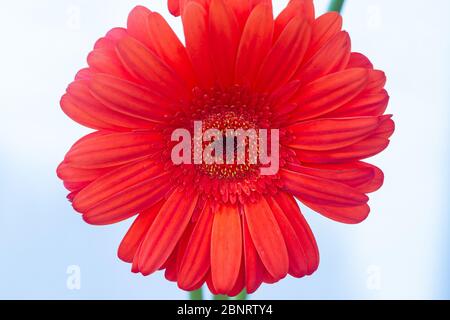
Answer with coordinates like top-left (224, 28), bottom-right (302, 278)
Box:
top-left (58, 0), bottom-right (394, 296)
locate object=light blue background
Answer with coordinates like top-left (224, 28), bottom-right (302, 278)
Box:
top-left (0, 0), bottom-right (449, 299)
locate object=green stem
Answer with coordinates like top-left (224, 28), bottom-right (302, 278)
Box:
top-left (214, 295), bottom-right (230, 300)
top-left (235, 290), bottom-right (248, 300)
top-left (328, 0), bottom-right (346, 13)
top-left (189, 288), bottom-right (204, 300)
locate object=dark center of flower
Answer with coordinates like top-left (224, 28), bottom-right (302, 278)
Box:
top-left (163, 85), bottom-right (287, 204)
top-left (196, 111), bottom-right (259, 179)
top-left (188, 86), bottom-right (273, 180)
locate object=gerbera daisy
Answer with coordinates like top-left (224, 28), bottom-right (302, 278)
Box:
top-left (58, 0), bottom-right (394, 296)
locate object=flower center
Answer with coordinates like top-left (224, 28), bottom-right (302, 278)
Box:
top-left (196, 111), bottom-right (260, 179)
top-left (187, 86), bottom-right (273, 180)
top-left (163, 85), bottom-right (286, 204)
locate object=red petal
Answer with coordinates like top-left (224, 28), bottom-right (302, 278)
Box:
top-left (89, 74), bottom-right (175, 123)
top-left (273, 192), bottom-right (319, 275)
top-left (118, 201), bottom-right (164, 263)
top-left (327, 90), bottom-right (389, 117)
top-left (243, 217), bottom-right (265, 294)
top-left (178, 205), bottom-right (214, 291)
top-left (169, 222), bottom-right (196, 283)
top-left (244, 198), bottom-right (289, 280)
top-left (274, 0), bottom-right (314, 40)
top-left (73, 160), bottom-right (172, 225)
top-left (304, 12), bottom-right (342, 62)
top-left (295, 31), bottom-right (351, 85)
top-left (255, 17), bottom-right (311, 92)
top-left (285, 68), bottom-right (369, 123)
top-left (57, 161), bottom-right (110, 184)
top-left (347, 52), bottom-right (374, 69)
top-left (211, 204), bottom-right (243, 295)
top-left (209, 0), bottom-right (240, 88)
top-left (286, 116), bottom-right (384, 151)
top-left (182, 2), bottom-right (215, 88)
top-left (206, 271), bottom-right (219, 295)
top-left (303, 200), bottom-right (370, 224)
top-left (138, 189), bottom-right (199, 275)
top-left (374, 117), bottom-right (395, 139)
top-left (62, 81), bottom-right (151, 130)
top-left (235, 3), bottom-right (273, 86)
top-left (164, 244), bottom-right (180, 282)
top-left (296, 117), bottom-right (394, 163)
top-left (281, 169), bottom-right (369, 207)
top-left (64, 131), bottom-right (162, 169)
top-left (227, 260), bottom-right (245, 297)
top-left (287, 161), bottom-right (384, 193)
top-left (168, 0), bottom-right (182, 16)
top-left (266, 197), bottom-right (308, 278)
top-left (87, 48), bottom-right (130, 80)
top-left (228, 0), bottom-right (255, 30)
top-left (366, 70), bottom-right (387, 92)
top-left (75, 68), bottom-right (92, 81)
top-left (116, 36), bottom-right (190, 100)
top-left (127, 6), bottom-right (153, 48)
top-left (147, 12), bottom-right (196, 87)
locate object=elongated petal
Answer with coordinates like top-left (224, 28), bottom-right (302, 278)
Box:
top-left (62, 80), bottom-right (151, 130)
top-left (266, 197), bottom-right (308, 278)
top-left (211, 204), bottom-right (242, 294)
top-left (168, 0), bottom-right (182, 16)
top-left (168, 0), bottom-right (208, 16)
top-left (296, 117), bottom-right (394, 163)
top-left (303, 200), bottom-right (371, 224)
top-left (182, 2), bottom-right (215, 87)
top-left (76, 167), bottom-right (172, 225)
top-left (285, 69), bottom-right (369, 123)
top-left (243, 217), bottom-right (265, 294)
top-left (348, 52), bottom-right (374, 69)
top-left (287, 161), bottom-right (384, 193)
top-left (273, 192), bottom-right (319, 274)
top-left (227, 0), bottom-right (252, 29)
top-left (89, 74), bottom-right (174, 123)
top-left (281, 169), bottom-right (369, 207)
top-left (304, 12), bottom-right (342, 62)
top-left (170, 223), bottom-right (195, 283)
top-left (256, 17), bottom-right (311, 92)
top-left (244, 198), bottom-right (289, 280)
top-left (118, 202), bottom-right (164, 263)
top-left (209, 0), bottom-right (240, 88)
top-left (57, 162), bottom-right (110, 184)
top-left (116, 36), bottom-right (190, 100)
top-left (282, 170), bottom-right (370, 224)
top-left (366, 70), bottom-right (387, 92)
top-left (327, 90), bottom-right (389, 117)
top-left (178, 205), bottom-right (214, 291)
top-left (127, 6), bottom-right (153, 48)
top-left (64, 131), bottom-right (162, 169)
top-left (274, 0), bottom-right (314, 40)
top-left (286, 116), bottom-right (384, 151)
top-left (73, 159), bottom-right (165, 211)
top-left (235, 3), bottom-right (273, 86)
top-left (295, 31), bottom-right (351, 85)
top-left (374, 117), bottom-right (395, 139)
top-left (147, 12), bottom-right (196, 87)
top-left (227, 261), bottom-right (245, 297)
top-left (138, 189), bottom-right (199, 275)
top-left (87, 48), bottom-right (130, 80)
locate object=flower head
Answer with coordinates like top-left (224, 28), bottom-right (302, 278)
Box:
top-left (58, 0), bottom-right (394, 296)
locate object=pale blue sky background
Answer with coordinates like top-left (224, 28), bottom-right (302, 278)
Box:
top-left (0, 0), bottom-right (449, 299)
